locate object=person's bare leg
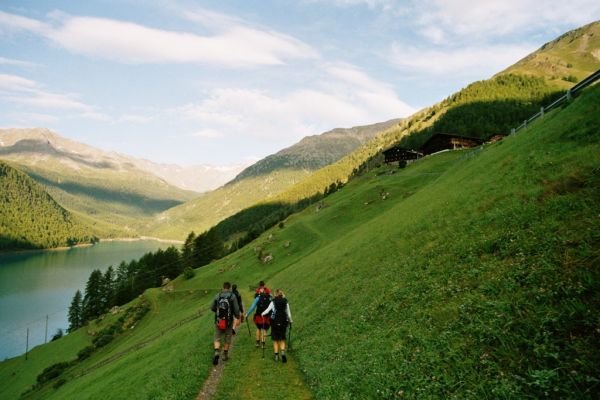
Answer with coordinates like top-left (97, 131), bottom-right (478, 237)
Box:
top-left (273, 341), bottom-right (279, 360)
top-left (280, 340), bottom-right (287, 363)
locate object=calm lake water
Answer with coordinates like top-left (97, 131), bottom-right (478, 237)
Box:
top-left (0, 240), bottom-right (169, 360)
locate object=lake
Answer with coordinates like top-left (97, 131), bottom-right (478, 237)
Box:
top-left (0, 240), bottom-right (170, 360)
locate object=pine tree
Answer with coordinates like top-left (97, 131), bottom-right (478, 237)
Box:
top-left (182, 231), bottom-right (196, 268)
top-left (101, 266), bottom-right (115, 310)
top-left (194, 229), bottom-right (224, 267)
top-left (82, 269), bottom-right (104, 322)
top-left (68, 290), bottom-right (83, 332)
top-left (162, 246), bottom-right (182, 279)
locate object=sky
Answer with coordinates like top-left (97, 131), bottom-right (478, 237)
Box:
top-left (1, 1), bottom-right (599, 166)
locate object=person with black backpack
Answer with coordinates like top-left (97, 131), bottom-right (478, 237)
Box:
top-left (231, 284), bottom-right (244, 335)
top-left (210, 282), bottom-right (240, 365)
top-left (261, 288), bottom-right (293, 362)
top-left (245, 283), bottom-right (272, 348)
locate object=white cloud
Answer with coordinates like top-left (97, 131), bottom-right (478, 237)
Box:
top-left (389, 43), bottom-right (536, 76)
top-left (0, 73), bottom-right (38, 91)
top-left (305, 0), bottom-right (396, 9)
top-left (413, 0), bottom-right (600, 41)
top-left (0, 73), bottom-right (108, 121)
top-left (0, 11), bottom-right (317, 67)
top-left (173, 63), bottom-right (415, 144)
top-left (7, 112), bottom-right (59, 123)
top-left (0, 57), bottom-right (37, 68)
top-left (190, 129), bottom-right (225, 139)
top-left (0, 11), bottom-right (49, 34)
top-left (118, 114), bottom-right (153, 124)
top-left (9, 91), bottom-right (89, 110)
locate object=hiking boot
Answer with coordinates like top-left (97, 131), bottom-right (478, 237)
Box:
top-left (212, 355), bottom-right (219, 366)
top-left (222, 352), bottom-right (229, 361)
top-left (255, 341), bottom-right (260, 348)
top-left (274, 354), bottom-right (279, 362)
top-left (281, 354), bottom-right (287, 363)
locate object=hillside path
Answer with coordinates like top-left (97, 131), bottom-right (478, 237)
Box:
top-left (196, 336), bottom-right (236, 400)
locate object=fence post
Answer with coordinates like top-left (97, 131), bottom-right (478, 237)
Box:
top-left (511, 128), bottom-right (515, 136)
top-left (540, 106), bottom-right (544, 117)
top-left (566, 89), bottom-right (572, 101)
top-left (45, 315), bottom-right (48, 344)
top-left (523, 120), bottom-right (527, 129)
top-left (25, 328), bottom-right (29, 360)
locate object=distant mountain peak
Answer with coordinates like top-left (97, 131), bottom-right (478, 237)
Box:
top-left (232, 118), bottom-right (401, 182)
top-left (0, 128), bottom-right (248, 193)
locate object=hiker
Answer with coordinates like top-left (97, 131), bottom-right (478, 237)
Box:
top-left (231, 284), bottom-right (244, 334)
top-left (246, 283), bottom-right (272, 348)
top-left (254, 280), bottom-right (271, 296)
top-left (261, 289), bottom-right (293, 362)
top-left (210, 281), bottom-right (240, 365)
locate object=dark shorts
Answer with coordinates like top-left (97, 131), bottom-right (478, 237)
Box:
top-left (214, 325), bottom-right (233, 344)
top-left (254, 314), bottom-right (270, 329)
top-left (271, 321), bottom-right (288, 341)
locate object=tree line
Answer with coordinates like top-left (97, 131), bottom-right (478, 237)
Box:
top-left (0, 161), bottom-right (96, 251)
top-left (68, 246), bottom-right (181, 331)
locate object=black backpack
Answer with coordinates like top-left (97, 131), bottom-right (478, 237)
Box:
top-left (273, 297), bottom-right (288, 324)
top-left (216, 293), bottom-right (232, 329)
top-left (256, 293), bottom-right (271, 314)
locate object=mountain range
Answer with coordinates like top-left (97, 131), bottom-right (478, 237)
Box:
top-left (1, 21), bottom-right (599, 248)
top-left (142, 118), bottom-right (402, 239)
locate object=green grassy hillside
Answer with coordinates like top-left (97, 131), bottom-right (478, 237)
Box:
top-left (0, 161), bottom-right (96, 251)
top-left (144, 169), bottom-right (310, 240)
top-left (501, 20), bottom-right (600, 86)
top-left (2, 83), bottom-right (598, 399)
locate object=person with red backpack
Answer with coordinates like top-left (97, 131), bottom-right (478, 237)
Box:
top-left (210, 282), bottom-right (240, 365)
top-left (261, 288), bottom-right (293, 362)
top-left (254, 280), bottom-right (271, 296)
top-left (245, 282), bottom-right (272, 348)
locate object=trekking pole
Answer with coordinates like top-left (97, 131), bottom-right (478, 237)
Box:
top-left (288, 323), bottom-right (293, 351)
top-left (262, 320), bottom-right (266, 359)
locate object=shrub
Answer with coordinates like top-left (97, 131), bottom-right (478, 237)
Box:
top-left (36, 361), bottom-right (72, 384)
top-left (278, 221), bottom-right (285, 229)
top-left (183, 267), bottom-right (195, 280)
top-left (50, 329), bottom-right (63, 342)
top-left (77, 345), bottom-right (95, 360)
top-left (562, 75), bottom-right (578, 83)
top-left (92, 334), bottom-right (113, 348)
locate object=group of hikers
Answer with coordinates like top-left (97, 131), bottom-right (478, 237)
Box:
top-left (210, 281), bottom-right (293, 366)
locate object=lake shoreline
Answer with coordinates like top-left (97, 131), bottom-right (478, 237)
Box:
top-left (0, 237), bottom-right (182, 257)
top-left (100, 236), bottom-right (183, 245)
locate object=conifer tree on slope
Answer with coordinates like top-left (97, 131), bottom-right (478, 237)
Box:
top-left (82, 269), bottom-right (104, 322)
top-left (68, 290), bottom-right (83, 332)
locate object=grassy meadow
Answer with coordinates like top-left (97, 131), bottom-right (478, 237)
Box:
top-left (1, 85), bottom-right (598, 399)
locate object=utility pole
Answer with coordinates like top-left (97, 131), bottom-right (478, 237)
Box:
top-left (44, 315), bottom-right (48, 344)
top-left (25, 328), bottom-right (29, 360)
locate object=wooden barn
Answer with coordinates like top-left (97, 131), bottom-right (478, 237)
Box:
top-left (486, 134), bottom-right (506, 143)
top-left (382, 147), bottom-right (422, 163)
top-left (421, 133), bottom-right (484, 155)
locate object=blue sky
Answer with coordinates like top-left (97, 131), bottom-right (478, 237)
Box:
top-left (1, 1), bottom-right (598, 165)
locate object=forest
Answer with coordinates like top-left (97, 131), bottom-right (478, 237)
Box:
top-left (0, 161), bottom-right (95, 251)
